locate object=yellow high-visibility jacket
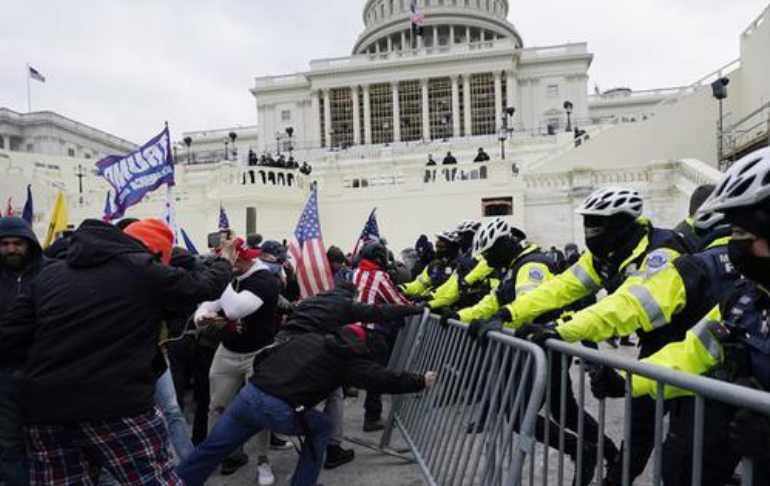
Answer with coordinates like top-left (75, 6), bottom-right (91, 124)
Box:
top-left (428, 256), bottom-right (494, 309)
top-left (457, 245), bottom-right (554, 323)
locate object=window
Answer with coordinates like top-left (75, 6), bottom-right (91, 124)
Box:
top-left (370, 83), bottom-right (394, 144)
top-left (26, 143), bottom-right (34, 152)
top-left (429, 77), bottom-right (453, 140)
top-left (330, 87), bottom-right (354, 148)
top-left (85, 153), bottom-right (92, 159)
top-left (67, 148), bottom-right (75, 157)
top-left (470, 73), bottom-right (495, 136)
top-left (547, 84), bottom-right (559, 99)
top-left (482, 197), bottom-right (513, 216)
top-left (319, 95), bottom-right (327, 147)
top-left (281, 110), bottom-right (292, 121)
top-left (399, 80), bottom-right (422, 142)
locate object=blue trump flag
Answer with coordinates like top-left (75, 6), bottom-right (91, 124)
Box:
top-left (180, 228), bottom-right (199, 255)
top-left (96, 126), bottom-right (174, 219)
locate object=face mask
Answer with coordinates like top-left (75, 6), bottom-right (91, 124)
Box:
top-left (483, 237), bottom-right (521, 269)
top-left (728, 239), bottom-right (770, 288)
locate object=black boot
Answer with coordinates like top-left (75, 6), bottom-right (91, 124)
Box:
top-left (324, 444), bottom-right (355, 469)
top-left (220, 451), bottom-right (249, 475)
top-left (363, 417), bottom-right (385, 432)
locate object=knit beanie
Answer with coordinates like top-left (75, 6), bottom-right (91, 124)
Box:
top-left (124, 219), bottom-right (174, 265)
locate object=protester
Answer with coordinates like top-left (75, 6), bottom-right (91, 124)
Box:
top-left (473, 147), bottom-right (490, 162)
top-left (327, 245), bottom-right (352, 284)
top-left (0, 219), bottom-right (234, 486)
top-left (195, 238), bottom-right (282, 484)
top-left (0, 217), bottom-right (44, 486)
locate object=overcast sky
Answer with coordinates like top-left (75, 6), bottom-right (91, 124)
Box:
top-left (1, 0), bottom-right (766, 143)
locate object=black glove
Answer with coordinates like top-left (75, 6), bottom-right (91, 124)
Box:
top-left (589, 366), bottom-right (626, 399)
top-left (468, 308), bottom-right (511, 344)
top-left (439, 310), bottom-right (459, 329)
top-left (730, 408), bottom-right (770, 459)
top-left (515, 321), bottom-right (560, 348)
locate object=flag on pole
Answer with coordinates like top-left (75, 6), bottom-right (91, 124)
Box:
top-left (102, 191), bottom-right (114, 222)
top-left (28, 66), bottom-right (46, 83)
top-left (44, 190), bottom-right (68, 247)
top-left (6, 198), bottom-right (14, 217)
top-left (22, 185), bottom-right (33, 224)
top-left (288, 186), bottom-right (334, 298)
top-left (410, 0), bottom-right (425, 36)
top-left (218, 204), bottom-right (230, 230)
top-left (96, 126), bottom-right (174, 220)
top-left (180, 228), bottom-right (199, 255)
top-left (352, 208), bottom-right (380, 256)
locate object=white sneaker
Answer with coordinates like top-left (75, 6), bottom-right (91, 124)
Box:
top-left (256, 461), bottom-right (275, 486)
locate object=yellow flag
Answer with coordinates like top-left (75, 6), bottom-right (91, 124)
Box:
top-left (43, 190), bottom-right (68, 248)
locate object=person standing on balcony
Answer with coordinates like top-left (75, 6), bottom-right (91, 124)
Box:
top-left (473, 147), bottom-right (490, 162)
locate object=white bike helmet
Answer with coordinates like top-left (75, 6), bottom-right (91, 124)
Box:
top-left (472, 217), bottom-right (510, 256)
top-left (435, 231), bottom-right (459, 243)
top-left (700, 148), bottom-right (770, 214)
top-left (456, 220), bottom-right (481, 235)
top-left (692, 210), bottom-right (725, 232)
top-left (576, 187), bottom-right (643, 218)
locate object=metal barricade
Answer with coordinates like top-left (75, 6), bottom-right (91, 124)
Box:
top-left (380, 311), bottom-right (548, 486)
top-left (534, 339), bottom-right (770, 486)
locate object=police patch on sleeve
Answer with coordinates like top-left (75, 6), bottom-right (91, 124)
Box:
top-left (643, 250), bottom-right (670, 279)
top-left (529, 267), bottom-right (545, 282)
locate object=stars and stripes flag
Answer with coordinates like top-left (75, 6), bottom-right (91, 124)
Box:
top-left (288, 186), bottom-right (334, 298)
top-left (410, 0), bottom-right (425, 36)
top-left (218, 204), bottom-right (230, 230)
top-left (28, 66), bottom-right (46, 83)
top-left (352, 208), bottom-right (380, 256)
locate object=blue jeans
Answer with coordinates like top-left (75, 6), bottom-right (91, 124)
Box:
top-left (155, 367), bottom-right (195, 461)
top-left (0, 369), bottom-right (28, 486)
top-left (176, 382), bottom-right (330, 486)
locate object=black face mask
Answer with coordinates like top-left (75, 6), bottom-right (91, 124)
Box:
top-left (728, 239), bottom-right (770, 288)
top-left (585, 222), bottom-right (643, 263)
top-left (484, 237), bottom-right (522, 269)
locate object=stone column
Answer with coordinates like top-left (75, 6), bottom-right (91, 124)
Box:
top-left (352, 86), bottom-right (361, 145)
top-left (433, 25), bottom-right (439, 47)
top-left (363, 85), bottom-right (372, 145)
top-left (463, 74), bottom-right (473, 136)
top-left (494, 71), bottom-right (503, 131)
top-left (451, 75), bottom-right (461, 138)
top-left (466, 26), bottom-right (471, 44)
top-left (449, 25), bottom-right (455, 45)
top-left (401, 31), bottom-right (407, 50)
top-left (310, 91), bottom-right (321, 148)
top-left (421, 79), bottom-right (431, 140)
top-left (506, 71), bottom-right (517, 125)
top-left (387, 35), bottom-right (393, 52)
top-left (323, 89), bottom-right (332, 148)
top-left (392, 82), bottom-right (401, 142)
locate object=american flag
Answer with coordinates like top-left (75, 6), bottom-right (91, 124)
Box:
top-left (289, 186), bottom-right (334, 298)
top-left (410, 0), bottom-right (424, 36)
top-left (352, 208), bottom-right (380, 256)
top-left (5, 198), bottom-right (14, 217)
top-left (28, 66), bottom-right (46, 83)
top-left (218, 204), bottom-right (230, 230)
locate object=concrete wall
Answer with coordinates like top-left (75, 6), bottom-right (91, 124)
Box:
top-left (740, 6), bottom-right (770, 116)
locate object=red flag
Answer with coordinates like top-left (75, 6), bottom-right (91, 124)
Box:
top-left (288, 186), bottom-right (334, 299)
top-left (6, 198), bottom-right (13, 217)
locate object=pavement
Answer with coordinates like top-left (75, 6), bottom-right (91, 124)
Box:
top-left (207, 393), bottom-right (426, 486)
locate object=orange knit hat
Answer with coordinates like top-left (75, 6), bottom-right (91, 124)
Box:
top-left (124, 219), bottom-right (174, 265)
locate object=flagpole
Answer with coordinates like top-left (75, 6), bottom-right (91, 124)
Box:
top-left (26, 63), bottom-right (31, 112)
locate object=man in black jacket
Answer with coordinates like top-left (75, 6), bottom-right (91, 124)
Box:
top-left (0, 219), bottom-right (233, 486)
top-left (176, 324), bottom-right (435, 486)
top-left (0, 216), bottom-right (43, 486)
top-left (277, 280), bottom-right (422, 468)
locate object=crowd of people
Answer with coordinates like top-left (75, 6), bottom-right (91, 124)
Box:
top-left (247, 150), bottom-right (313, 176)
top-left (1, 147), bottom-right (770, 486)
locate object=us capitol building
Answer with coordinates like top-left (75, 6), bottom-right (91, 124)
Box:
top-left (1, 1), bottom-right (769, 252)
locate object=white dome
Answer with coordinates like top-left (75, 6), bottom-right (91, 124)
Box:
top-left (353, 0), bottom-right (522, 54)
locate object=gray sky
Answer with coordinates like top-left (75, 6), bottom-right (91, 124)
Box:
top-left (1, 0), bottom-right (766, 143)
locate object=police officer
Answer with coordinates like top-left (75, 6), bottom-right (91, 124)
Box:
top-left (400, 231), bottom-right (460, 300)
top-left (519, 209), bottom-right (736, 485)
top-left (428, 220), bottom-right (497, 311)
top-left (628, 147), bottom-right (770, 486)
top-left (469, 187), bottom-right (689, 484)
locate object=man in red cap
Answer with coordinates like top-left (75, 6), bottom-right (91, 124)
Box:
top-left (194, 237), bottom-right (283, 484)
top-left (0, 219), bottom-right (234, 486)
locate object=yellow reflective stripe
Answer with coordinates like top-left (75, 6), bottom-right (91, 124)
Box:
top-left (706, 236), bottom-right (731, 250)
top-left (516, 284), bottom-right (538, 296)
top-left (571, 265), bottom-right (601, 292)
top-left (691, 320), bottom-right (723, 362)
top-left (417, 275), bottom-right (431, 287)
top-left (627, 284), bottom-right (667, 329)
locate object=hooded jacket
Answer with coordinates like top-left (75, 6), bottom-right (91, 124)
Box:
top-left (251, 327), bottom-right (425, 408)
top-left (277, 284), bottom-right (422, 337)
top-left (0, 220), bottom-right (232, 423)
top-left (0, 217), bottom-right (44, 321)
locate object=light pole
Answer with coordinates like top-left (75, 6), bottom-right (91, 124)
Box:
top-left (563, 100), bottom-right (574, 132)
top-left (183, 136), bottom-right (192, 164)
top-left (712, 77), bottom-right (730, 168)
top-left (499, 107), bottom-right (516, 159)
top-left (74, 164), bottom-right (87, 204)
top-left (228, 131), bottom-right (237, 160)
top-left (222, 138), bottom-right (229, 161)
top-left (275, 132), bottom-right (282, 155)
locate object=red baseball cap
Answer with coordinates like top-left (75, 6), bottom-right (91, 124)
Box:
top-left (234, 237), bottom-right (261, 260)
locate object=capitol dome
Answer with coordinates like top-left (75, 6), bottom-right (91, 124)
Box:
top-left (353, 0), bottom-right (523, 54)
